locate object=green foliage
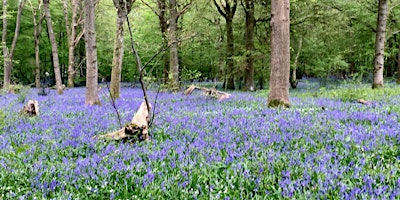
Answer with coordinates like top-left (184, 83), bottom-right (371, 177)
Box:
top-left (180, 67), bottom-right (202, 82)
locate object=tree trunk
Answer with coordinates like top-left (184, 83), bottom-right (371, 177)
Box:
top-left (64, 0), bottom-right (82, 88)
top-left (2, 0), bottom-right (26, 87)
top-left (243, 0), bottom-right (255, 91)
top-left (43, 0), bottom-right (63, 94)
top-left (372, 0), bottom-right (388, 89)
top-left (168, 0), bottom-right (180, 89)
top-left (268, 0), bottom-right (290, 107)
top-left (31, 0), bottom-right (44, 88)
top-left (84, 0), bottom-right (100, 105)
top-left (213, 0), bottom-right (237, 90)
top-left (157, 0), bottom-right (169, 84)
top-left (226, 17), bottom-right (235, 90)
top-left (290, 36), bottom-right (302, 89)
top-left (397, 42), bottom-right (400, 84)
top-left (110, 7), bottom-right (126, 99)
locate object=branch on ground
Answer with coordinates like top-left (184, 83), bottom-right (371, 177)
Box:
top-left (184, 84), bottom-right (231, 101)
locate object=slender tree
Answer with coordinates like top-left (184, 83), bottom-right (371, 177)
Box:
top-left (28, 0), bottom-right (44, 88)
top-left (267, 0), bottom-right (290, 107)
top-left (372, 0), bottom-right (389, 89)
top-left (110, 0), bottom-right (135, 99)
top-left (84, 0), bottom-right (100, 105)
top-left (290, 36), bottom-right (302, 89)
top-left (242, 0), bottom-right (255, 91)
top-left (2, 0), bottom-right (26, 87)
top-left (43, 0), bottom-right (63, 94)
top-left (141, 0), bottom-right (169, 83)
top-left (213, 0), bottom-right (237, 90)
top-left (63, 0), bottom-right (84, 88)
top-left (397, 42), bottom-right (400, 84)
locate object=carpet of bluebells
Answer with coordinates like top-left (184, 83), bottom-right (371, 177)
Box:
top-left (0, 82), bottom-right (400, 199)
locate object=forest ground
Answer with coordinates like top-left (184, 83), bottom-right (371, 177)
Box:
top-left (0, 80), bottom-right (399, 199)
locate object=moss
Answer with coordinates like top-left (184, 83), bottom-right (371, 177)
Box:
top-left (268, 99), bottom-right (290, 108)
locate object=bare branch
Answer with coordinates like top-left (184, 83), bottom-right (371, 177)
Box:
top-left (213, 0), bottom-right (227, 18)
top-left (141, 0), bottom-right (161, 16)
top-left (177, 0), bottom-right (193, 18)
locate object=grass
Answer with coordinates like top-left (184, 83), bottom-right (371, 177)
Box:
top-left (0, 83), bottom-right (399, 199)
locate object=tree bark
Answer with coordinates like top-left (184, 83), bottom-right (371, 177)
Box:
top-left (213, 0), bottom-right (237, 90)
top-left (397, 42), bottom-right (400, 84)
top-left (63, 0), bottom-right (83, 88)
top-left (156, 0), bottom-right (169, 84)
top-left (243, 0), bottom-right (255, 91)
top-left (372, 0), bottom-right (388, 89)
top-left (84, 0), bottom-right (100, 105)
top-left (267, 0), bottom-right (290, 107)
top-left (110, 0), bottom-right (134, 99)
top-left (43, 0), bottom-right (63, 94)
top-left (290, 36), bottom-right (302, 89)
top-left (29, 0), bottom-right (44, 88)
top-left (2, 0), bottom-right (26, 87)
top-left (168, 0), bottom-right (180, 89)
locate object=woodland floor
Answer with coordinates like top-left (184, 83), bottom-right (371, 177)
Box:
top-left (0, 81), bottom-right (399, 199)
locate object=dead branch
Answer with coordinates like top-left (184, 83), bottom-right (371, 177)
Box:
top-left (94, 101), bottom-right (151, 142)
top-left (20, 100), bottom-right (39, 116)
top-left (357, 99), bottom-right (371, 105)
top-left (184, 84), bottom-right (231, 101)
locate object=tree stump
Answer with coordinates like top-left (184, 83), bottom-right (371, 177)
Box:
top-left (94, 101), bottom-right (151, 142)
top-left (20, 100), bottom-right (39, 116)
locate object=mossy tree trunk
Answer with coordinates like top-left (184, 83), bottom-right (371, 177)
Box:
top-left (267, 0), bottom-right (290, 108)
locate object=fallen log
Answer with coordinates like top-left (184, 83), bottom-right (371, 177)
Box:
top-left (184, 84), bottom-right (231, 101)
top-left (20, 100), bottom-right (39, 116)
top-left (94, 101), bottom-right (151, 142)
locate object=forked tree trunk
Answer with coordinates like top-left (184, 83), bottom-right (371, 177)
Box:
top-left (43, 0), bottom-right (63, 94)
top-left (2, 0), bottom-right (26, 87)
top-left (243, 0), bottom-right (255, 91)
top-left (63, 0), bottom-right (83, 88)
top-left (267, 0), bottom-right (290, 107)
top-left (372, 0), bottom-right (388, 89)
top-left (110, 0), bottom-right (134, 99)
top-left (29, 0), bottom-right (44, 88)
top-left (213, 0), bottom-right (237, 90)
top-left (84, 0), bottom-right (100, 105)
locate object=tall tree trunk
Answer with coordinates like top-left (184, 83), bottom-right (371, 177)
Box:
top-left (43, 0), bottom-right (63, 94)
top-left (243, 0), bottom-right (255, 91)
top-left (226, 17), bottom-right (235, 90)
top-left (157, 0), bottom-right (169, 84)
top-left (84, 0), bottom-right (100, 105)
top-left (267, 0), bottom-right (290, 107)
top-left (64, 0), bottom-right (83, 88)
top-left (110, 0), bottom-right (134, 99)
top-left (290, 36), bottom-right (302, 89)
top-left (29, 0), bottom-right (44, 88)
top-left (2, 0), bottom-right (26, 87)
top-left (372, 0), bottom-right (388, 89)
top-left (213, 0), bottom-right (237, 90)
top-left (110, 7), bottom-right (126, 99)
top-left (397, 42), bottom-right (400, 84)
top-left (168, 0), bottom-right (180, 89)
